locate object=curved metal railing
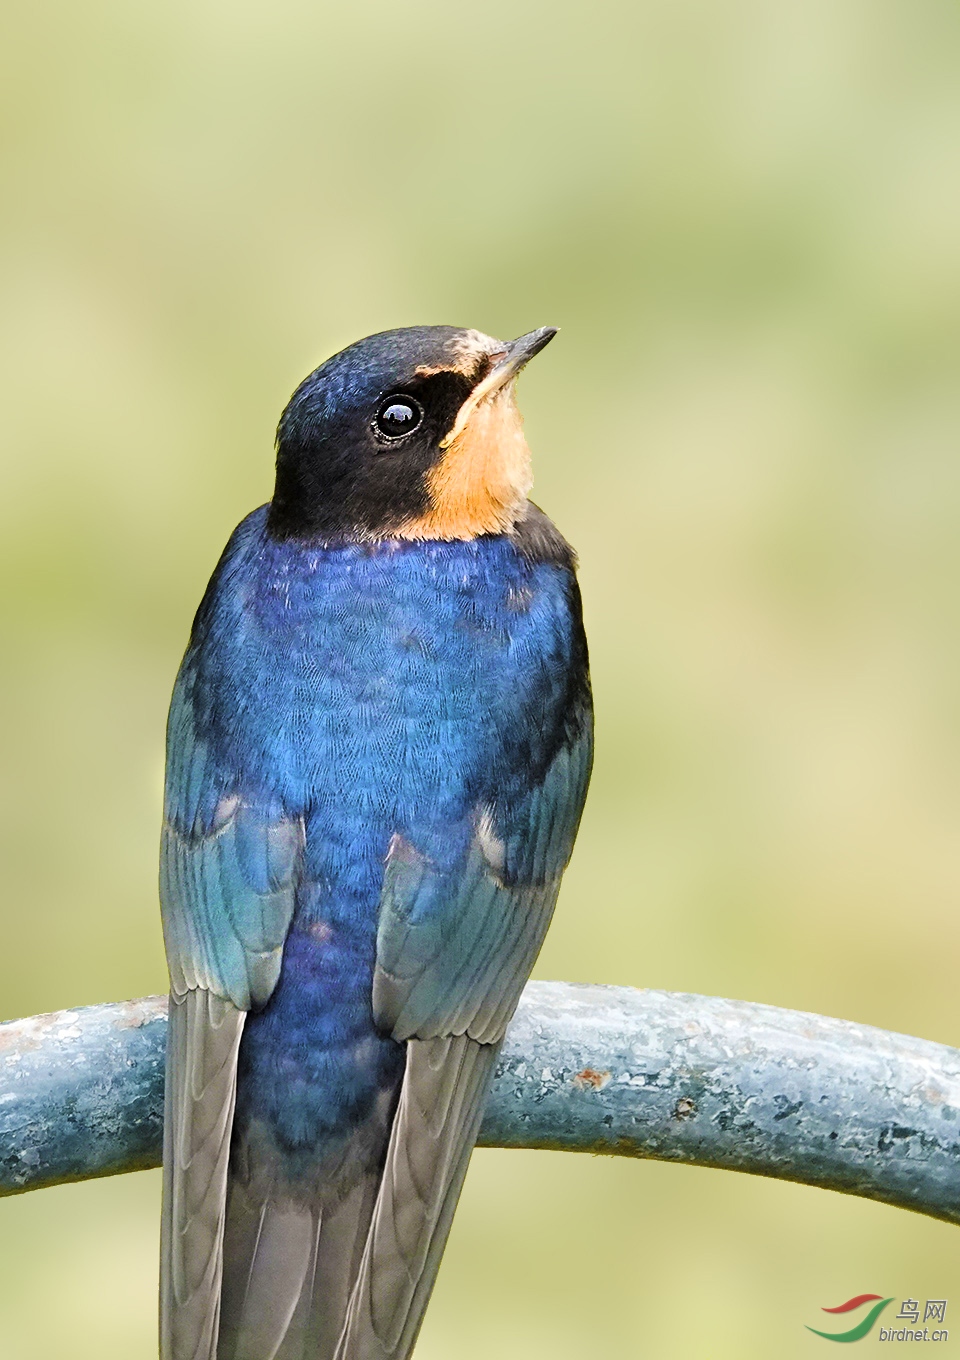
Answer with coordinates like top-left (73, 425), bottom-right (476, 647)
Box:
top-left (1, 981), bottom-right (958, 1224)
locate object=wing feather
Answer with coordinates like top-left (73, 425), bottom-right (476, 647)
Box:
top-left (336, 1036), bottom-right (500, 1360)
top-left (160, 670), bottom-right (303, 1360)
top-left (161, 990), bottom-right (245, 1360)
top-left (373, 722), bottom-right (592, 1045)
top-left (355, 712), bottom-right (592, 1360)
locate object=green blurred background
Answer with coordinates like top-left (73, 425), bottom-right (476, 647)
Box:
top-left (2, 0), bottom-right (960, 1354)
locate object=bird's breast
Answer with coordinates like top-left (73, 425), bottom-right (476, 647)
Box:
top-left (191, 510), bottom-right (570, 820)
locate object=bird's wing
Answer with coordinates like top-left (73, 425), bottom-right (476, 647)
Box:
top-left (160, 667), bottom-right (301, 1360)
top-left (373, 720), bottom-right (593, 1045)
top-left (335, 716), bottom-right (593, 1360)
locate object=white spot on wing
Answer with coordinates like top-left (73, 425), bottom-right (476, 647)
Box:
top-left (477, 807), bottom-right (506, 873)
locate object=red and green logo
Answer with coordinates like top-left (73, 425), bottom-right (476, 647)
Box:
top-left (806, 1294), bottom-right (894, 1342)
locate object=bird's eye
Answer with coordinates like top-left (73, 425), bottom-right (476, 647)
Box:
top-left (375, 395), bottom-right (423, 441)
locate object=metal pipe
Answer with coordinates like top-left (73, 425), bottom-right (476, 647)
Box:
top-left (1, 982), bottom-right (958, 1224)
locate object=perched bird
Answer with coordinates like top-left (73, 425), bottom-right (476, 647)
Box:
top-left (159, 324), bottom-right (593, 1360)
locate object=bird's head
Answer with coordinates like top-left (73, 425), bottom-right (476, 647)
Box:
top-left (269, 325), bottom-right (556, 542)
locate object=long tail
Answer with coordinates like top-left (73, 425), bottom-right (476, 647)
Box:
top-left (161, 989), bottom-right (246, 1360)
top-left (215, 1035), bottom-right (499, 1360)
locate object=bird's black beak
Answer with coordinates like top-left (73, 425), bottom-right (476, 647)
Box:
top-left (489, 327), bottom-right (558, 385)
top-left (440, 327), bottom-right (557, 449)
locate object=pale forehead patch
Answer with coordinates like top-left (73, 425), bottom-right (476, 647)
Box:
top-left (414, 328), bottom-right (506, 380)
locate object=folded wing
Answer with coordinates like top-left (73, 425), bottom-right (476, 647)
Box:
top-left (334, 716), bottom-right (593, 1360)
top-left (160, 670), bottom-right (302, 1360)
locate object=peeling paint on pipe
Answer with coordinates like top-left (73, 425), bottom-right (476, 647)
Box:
top-left (1, 983), bottom-right (958, 1224)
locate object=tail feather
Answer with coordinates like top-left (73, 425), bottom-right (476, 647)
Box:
top-left (379, 1106), bottom-right (481, 1360)
top-left (283, 1174), bottom-right (381, 1360)
top-left (217, 1166), bottom-right (381, 1360)
top-left (214, 1035), bottom-right (498, 1360)
top-left (217, 1192), bottom-right (318, 1360)
top-left (161, 989), bottom-right (246, 1360)
top-left (336, 1035), bottom-right (500, 1360)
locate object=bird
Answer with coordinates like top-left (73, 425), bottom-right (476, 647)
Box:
top-left (159, 324), bottom-right (593, 1360)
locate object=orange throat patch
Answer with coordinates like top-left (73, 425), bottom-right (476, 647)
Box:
top-left (395, 381), bottom-right (533, 541)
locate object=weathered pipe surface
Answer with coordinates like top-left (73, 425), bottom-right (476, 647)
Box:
top-left (0, 996), bottom-right (166, 1195)
top-left (1, 982), bottom-right (958, 1225)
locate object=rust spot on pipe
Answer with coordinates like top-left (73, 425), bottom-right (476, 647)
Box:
top-left (674, 1097), bottom-right (697, 1120)
top-left (572, 1068), bottom-right (611, 1091)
